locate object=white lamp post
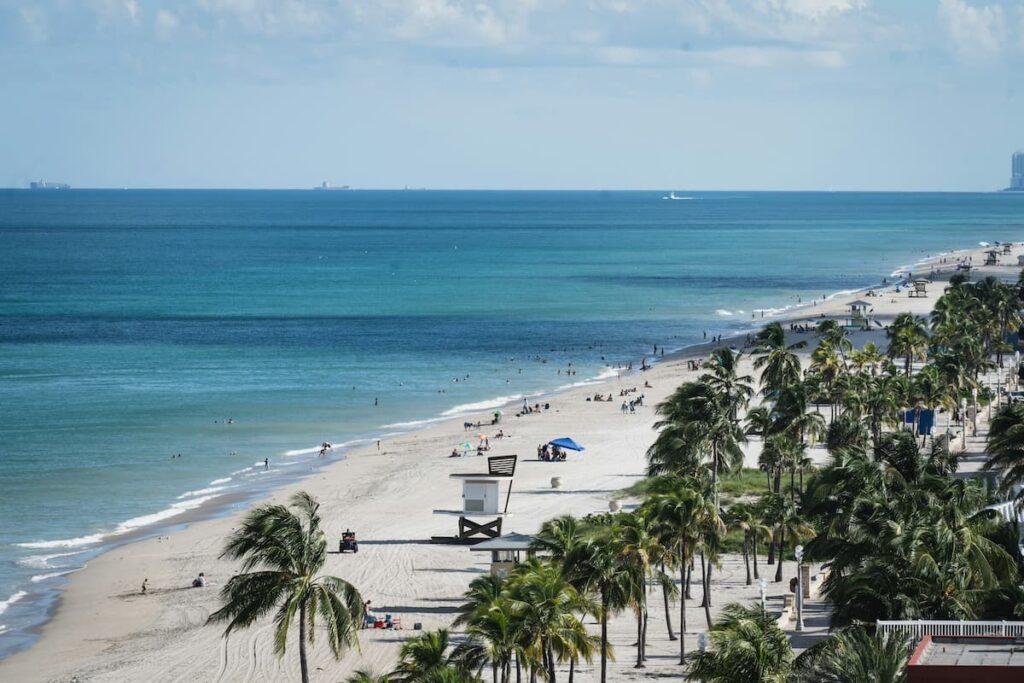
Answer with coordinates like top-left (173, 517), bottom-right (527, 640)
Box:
top-left (961, 397), bottom-right (968, 449)
top-left (972, 387), bottom-right (978, 434)
top-left (758, 577), bottom-right (768, 615)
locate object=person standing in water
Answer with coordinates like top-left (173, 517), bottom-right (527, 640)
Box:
top-left (264, 458), bottom-right (269, 470)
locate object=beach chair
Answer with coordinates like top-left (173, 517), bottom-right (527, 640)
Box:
top-left (363, 614), bottom-right (376, 629)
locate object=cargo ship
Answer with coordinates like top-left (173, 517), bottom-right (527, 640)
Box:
top-left (29, 180), bottom-right (70, 190)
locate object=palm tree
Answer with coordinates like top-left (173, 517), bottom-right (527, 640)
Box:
top-left (984, 402), bottom-right (1024, 509)
top-left (791, 627), bottom-right (911, 683)
top-left (463, 598), bottom-right (520, 683)
top-left (208, 491), bottom-right (364, 683)
top-left (506, 559), bottom-right (596, 683)
top-left (753, 322), bottom-right (806, 397)
top-left (887, 313), bottom-right (929, 375)
top-left (687, 603), bottom-right (793, 683)
top-left (726, 503), bottom-right (771, 585)
top-left (700, 347), bottom-right (755, 422)
top-left (644, 480), bottom-right (713, 664)
top-left (391, 629), bottom-right (477, 683)
top-left (816, 319), bottom-right (852, 369)
top-left (772, 500), bottom-right (815, 583)
top-left (346, 672), bottom-right (393, 683)
top-left (565, 521), bottom-right (631, 683)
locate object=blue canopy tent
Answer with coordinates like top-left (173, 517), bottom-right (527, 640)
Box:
top-left (548, 437), bottom-right (586, 452)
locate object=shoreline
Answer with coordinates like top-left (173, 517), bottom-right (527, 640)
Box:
top-left (0, 239), bottom-right (1017, 680)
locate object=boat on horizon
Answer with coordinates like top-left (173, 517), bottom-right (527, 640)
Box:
top-left (662, 191), bottom-right (692, 200)
top-left (29, 180), bottom-right (70, 190)
top-left (313, 181), bottom-right (350, 191)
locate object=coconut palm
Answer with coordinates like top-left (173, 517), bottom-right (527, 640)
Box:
top-left (772, 500), bottom-right (815, 583)
top-left (346, 672), bottom-right (393, 683)
top-left (887, 313), bottom-right (929, 375)
top-left (644, 479), bottom-right (714, 664)
top-left (208, 491), bottom-right (363, 683)
top-left (505, 559), bottom-right (597, 683)
top-left (791, 626), bottom-right (911, 683)
top-left (700, 347), bottom-right (755, 422)
top-left (984, 402), bottom-right (1024, 509)
top-left (817, 319), bottom-right (852, 369)
top-left (391, 629), bottom-right (478, 683)
top-left (753, 322), bottom-right (806, 396)
top-left (686, 603), bottom-right (793, 683)
top-left (564, 525), bottom-right (630, 683)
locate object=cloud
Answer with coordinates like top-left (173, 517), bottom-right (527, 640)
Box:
top-left (938, 0), bottom-right (1006, 61)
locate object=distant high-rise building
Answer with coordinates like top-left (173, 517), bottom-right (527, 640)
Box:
top-left (1011, 151), bottom-right (1024, 190)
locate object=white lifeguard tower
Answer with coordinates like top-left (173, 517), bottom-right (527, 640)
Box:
top-left (432, 455), bottom-right (517, 545)
top-left (845, 300), bottom-right (873, 330)
top-left (909, 279), bottom-right (929, 298)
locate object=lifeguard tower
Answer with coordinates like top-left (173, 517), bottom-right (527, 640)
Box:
top-left (909, 279), bottom-right (929, 298)
top-left (985, 250), bottom-right (1000, 266)
top-left (432, 454), bottom-right (517, 545)
top-left (845, 300), bottom-right (873, 330)
top-left (1003, 243), bottom-right (1013, 255)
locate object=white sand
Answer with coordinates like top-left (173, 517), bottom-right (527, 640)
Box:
top-left (1, 243), bottom-right (1017, 682)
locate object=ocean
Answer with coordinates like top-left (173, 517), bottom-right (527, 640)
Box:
top-left (0, 189), bottom-right (1022, 654)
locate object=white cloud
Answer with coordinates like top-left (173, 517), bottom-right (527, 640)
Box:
top-left (155, 9), bottom-right (181, 39)
top-left (18, 7), bottom-right (49, 42)
top-left (938, 0), bottom-right (1006, 61)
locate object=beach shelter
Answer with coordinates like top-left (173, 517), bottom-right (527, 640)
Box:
top-left (985, 250), bottom-right (1000, 265)
top-left (910, 279), bottom-right (929, 298)
top-left (469, 532), bottom-right (537, 577)
top-left (548, 437), bottom-right (586, 452)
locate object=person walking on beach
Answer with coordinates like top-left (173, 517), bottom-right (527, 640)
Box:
top-left (141, 578), bottom-right (148, 594)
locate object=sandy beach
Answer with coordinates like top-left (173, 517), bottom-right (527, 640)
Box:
top-left (2, 241), bottom-right (1018, 682)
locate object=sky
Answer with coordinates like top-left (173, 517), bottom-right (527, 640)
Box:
top-left (1, 0), bottom-right (1023, 191)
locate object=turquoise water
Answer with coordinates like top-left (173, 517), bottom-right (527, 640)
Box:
top-left (1, 189), bottom-right (1022, 653)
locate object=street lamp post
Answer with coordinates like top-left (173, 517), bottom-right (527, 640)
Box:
top-left (758, 577), bottom-right (768, 616)
top-left (794, 544), bottom-right (805, 632)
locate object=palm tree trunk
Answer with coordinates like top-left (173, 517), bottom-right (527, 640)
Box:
top-left (568, 658), bottom-right (574, 683)
top-left (685, 562), bottom-right (693, 600)
top-left (767, 526), bottom-right (776, 566)
top-left (547, 641), bottom-right (556, 683)
top-left (752, 537), bottom-right (760, 579)
top-left (635, 612), bottom-right (644, 668)
top-left (643, 609), bottom-right (649, 660)
top-left (774, 525), bottom-right (785, 582)
top-left (700, 551), bottom-right (712, 628)
top-left (743, 533), bottom-right (751, 585)
top-left (493, 662), bottom-right (499, 683)
top-left (661, 560), bottom-right (676, 640)
top-left (298, 601), bottom-right (309, 683)
top-left (679, 555), bottom-right (687, 665)
top-left (516, 656), bottom-right (521, 683)
top-left (600, 589), bottom-right (608, 683)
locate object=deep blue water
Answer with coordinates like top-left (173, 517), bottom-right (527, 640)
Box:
top-left (1, 189), bottom-right (1023, 654)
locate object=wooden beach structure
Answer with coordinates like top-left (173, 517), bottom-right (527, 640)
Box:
top-left (910, 279), bottom-right (930, 298)
top-left (469, 532), bottom-right (537, 577)
top-left (985, 249), bottom-right (1000, 266)
top-left (1003, 243), bottom-right (1013, 255)
top-left (845, 300), bottom-right (873, 330)
top-left (432, 454), bottom-right (517, 545)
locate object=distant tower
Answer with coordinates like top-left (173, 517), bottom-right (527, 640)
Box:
top-left (1012, 151), bottom-right (1024, 190)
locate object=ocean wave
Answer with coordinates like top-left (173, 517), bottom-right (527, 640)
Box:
top-left (17, 550), bottom-right (86, 569)
top-left (440, 394), bottom-right (522, 417)
top-left (176, 485), bottom-right (232, 500)
top-left (0, 591), bottom-right (27, 616)
top-left (382, 416), bottom-right (448, 429)
top-left (209, 477), bottom-right (232, 485)
top-left (113, 494), bottom-right (221, 535)
top-left (230, 467), bottom-right (253, 476)
top-left (715, 309), bottom-right (734, 316)
top-left (283, 446), bottom-right (320, 457)
top-left (30, 569), bottom-right (79, 583)
top-left (15, 534), bottom-right (105, 550)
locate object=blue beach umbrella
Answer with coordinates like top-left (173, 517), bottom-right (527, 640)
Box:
top-left (548, 437), bottom-right (585, 452)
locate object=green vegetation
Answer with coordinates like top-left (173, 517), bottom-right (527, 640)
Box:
top-left (226, 274), bottom-right (1024, 682)
top-left (208, 491), bottom-right (365, 683)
